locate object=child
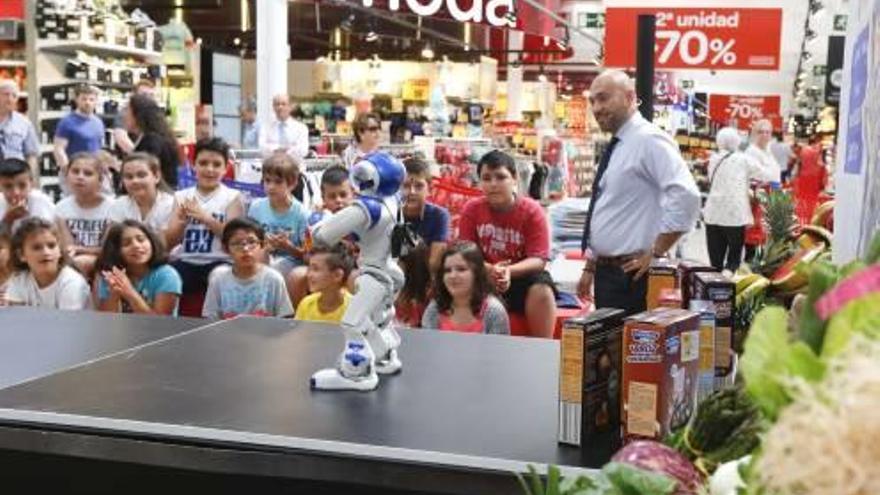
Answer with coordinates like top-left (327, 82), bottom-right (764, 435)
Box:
top-left (421, 241), bottom-right (509, 335)
top-left (54, 152), bottom-right (113, 278)
top-left (458, 150), bottom-right (556, 338)
top-left (0, 231), bottom-right (11, 305)
top-left (287, 165), bottom-right (355, 307)
top-left (0, 158), bottom-right (55, 233)
top-left (247, 153), bottom-right (308, 276)
top-left (108, 152), bottom-right (175, 235)
top-left (166, 137), bottom-right (244, 317)
top-left (295, 244), bottom-right (353, 323)
top-left (4, 217), bottom-right (91, 309)
top-left (402, 157), bottom-right (449, 273)
top-left (394, 242), bottom-right (431, 328)
top-left (202, 218), bottom-right (294, 319)
top-left (95, 220), bottom-right (182, 315)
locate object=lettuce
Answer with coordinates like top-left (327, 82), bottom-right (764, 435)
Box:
top-left (740, 307), bottom-right (825, 420)
top-left (822, 292), bottom-right (880, 358)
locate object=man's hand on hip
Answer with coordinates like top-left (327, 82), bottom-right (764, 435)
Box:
top-left (622, 252), bottom-right (652, 281)
top-left (577, 269), bottom-right (593, 301)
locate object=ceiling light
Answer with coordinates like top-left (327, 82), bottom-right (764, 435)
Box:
top-left (233, 37), bottom-right (241, 46)
top-left (538, 74), bottom-right (548, 83)
top-left (365, 31), bottom-right (378, 42)
top-left (421, 44), bottom-right (434, 59)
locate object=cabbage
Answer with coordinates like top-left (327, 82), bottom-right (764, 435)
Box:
top-left (612, 441), bottom-right (703, 494)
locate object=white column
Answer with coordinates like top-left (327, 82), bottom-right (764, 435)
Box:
top-left (257, 0), bottom-right (290, 128)
top-left (506, 30), bottom-right (524, 121)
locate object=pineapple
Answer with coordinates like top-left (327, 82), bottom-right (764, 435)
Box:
top-left (750, 190), bottom-right (797, 278)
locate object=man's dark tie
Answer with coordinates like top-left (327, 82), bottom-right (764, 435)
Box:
top-left (581, 137), bottom-right (620, 253)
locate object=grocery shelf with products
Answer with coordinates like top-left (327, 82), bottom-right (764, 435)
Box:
top-left (24, 0), bottom-right (164, 198)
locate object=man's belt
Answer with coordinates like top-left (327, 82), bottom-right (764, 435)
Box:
top-left (595, 252), bottom-right (645, 267)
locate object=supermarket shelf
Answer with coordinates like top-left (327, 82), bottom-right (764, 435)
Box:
top-left (37, 39), bottom-right (161, 60)
top-left (0, 60), bottom-right (27, 68)
top-left (40, 78), bottom-right (134, 91)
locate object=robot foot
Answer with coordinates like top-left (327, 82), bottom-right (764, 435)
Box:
top-left (310, 368), bottom-right (379, 391)
top-left (375, 349), bottom-right (402, 375)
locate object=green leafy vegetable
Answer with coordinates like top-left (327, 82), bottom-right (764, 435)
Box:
top-left (602, 462), bottom-right (677, 495)
top-left (821, 292), bottom-right (880, 358)
top-left (797, 261), bottom-right (839, 353)
top-left (517, 463), bottom-right (677, 495)
top-left (740, 307), bottom-right (825, 420)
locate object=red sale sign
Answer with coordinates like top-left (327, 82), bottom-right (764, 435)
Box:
top-left (604, 8), bottom-right (782, 70)
top-left (709, 94), bottom-right (782, 130)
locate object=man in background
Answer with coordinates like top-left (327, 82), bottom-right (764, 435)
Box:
top-left (0, 80), bottom-right (39, 178)
top-left (259, 94), bottom-right (309, 160)
top-left (53, 84), bottom-right (105, 176)
top-left (240, 97), bottom-right (259, 149)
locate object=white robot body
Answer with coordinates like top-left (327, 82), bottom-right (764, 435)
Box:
top-left (309, 153), bottom-right (405, 392)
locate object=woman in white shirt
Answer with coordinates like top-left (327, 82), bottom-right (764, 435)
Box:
top-left (703, 127), bottom-right (777, 272)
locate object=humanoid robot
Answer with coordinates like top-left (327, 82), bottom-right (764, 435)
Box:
top-left (309, 152), bottom-right (406, 391)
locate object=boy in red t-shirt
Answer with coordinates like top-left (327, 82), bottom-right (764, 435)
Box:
top-left (458, 150), bottom-right (557, 338)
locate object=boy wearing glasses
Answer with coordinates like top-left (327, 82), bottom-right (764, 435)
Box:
top-left (202, 218), bottom-right (293, 319)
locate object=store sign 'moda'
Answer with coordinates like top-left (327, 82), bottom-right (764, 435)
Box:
top-left (356, 0), bottom-right (517, 28)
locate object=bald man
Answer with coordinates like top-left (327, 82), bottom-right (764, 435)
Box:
top-left (259, 94), bottom-right (310, 160)
top-left (577, 70), bottom-right (700, 315)
top-left (745, 119), bottom-right (781, 184)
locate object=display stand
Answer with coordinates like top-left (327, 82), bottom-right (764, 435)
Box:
top-left (24, 0), bottom-right (162, 199)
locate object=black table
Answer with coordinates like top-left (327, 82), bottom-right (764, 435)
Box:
top-left (0, 312), bottom-right (598, 494)
top-left (0, 307), bottom-right (205, 389)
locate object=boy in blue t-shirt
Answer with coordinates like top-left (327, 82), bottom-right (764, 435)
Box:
top-left (401, 157), bottom-right (449, 273)
top-left (53, 84), bottom-right (105, 175)
top-left (247, 154), bottom-right (308, 277)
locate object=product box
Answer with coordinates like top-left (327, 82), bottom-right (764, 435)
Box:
top-left (691, 272), bottom-right (735, 378)
top-left (689, 300), bottom-right (716, 402)
top-left (646, 258), bottom-right (678, 310)
top-left (658, 288), bottom-right (682, 309)
top-left (677, 260), bottom-right (718, 309)
top-left (558, 308), bottom-right (626, 466)
top-left (622, 308), bottom-right (700, 442)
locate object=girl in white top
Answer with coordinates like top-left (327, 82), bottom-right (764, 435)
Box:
top-left (703, 127), bottom-right (777, 271)
top-left (166, 137), bottom-right (243, 317)
top-left (4, 217), bottom-right (91, 310)
top-left (109, 152), bottom-right (175, 235)
top-left (55, 152), bottom-right (113, 279)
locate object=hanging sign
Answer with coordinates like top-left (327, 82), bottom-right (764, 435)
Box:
top-left (605, 8), bottom-right (782, 70)
top-left (0, 0), bottom-right (23, 19)
top-left (708, 94), bottom-right (781, 130)
top-left (352, 0), bottom-right (516, 28)
top-left (825, 36), bottom-right (845, 105)
top-left (402, 79), bottom-right (431, 101)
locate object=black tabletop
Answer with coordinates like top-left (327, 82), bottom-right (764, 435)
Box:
top-left (0, 307), bottom-right (205, 390)
top-left (0, 316), bottom-right (594, 493)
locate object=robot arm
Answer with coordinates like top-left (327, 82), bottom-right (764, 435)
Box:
top-left (311, 203), bottom-right (370, 247)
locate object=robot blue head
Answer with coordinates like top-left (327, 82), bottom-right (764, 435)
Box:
top-left (351, 152), bottom-right (405, 197)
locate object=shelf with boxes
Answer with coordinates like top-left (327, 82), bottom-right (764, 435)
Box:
top-left (25, 0), bottom-right (166, 197)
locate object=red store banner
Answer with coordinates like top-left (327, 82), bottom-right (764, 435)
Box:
top-left (708, 94), bottom-right (782, 131)
top-left (0, 0), bottom-right (24, 19)
top-left (604, 7), bottom-right (782, 70)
